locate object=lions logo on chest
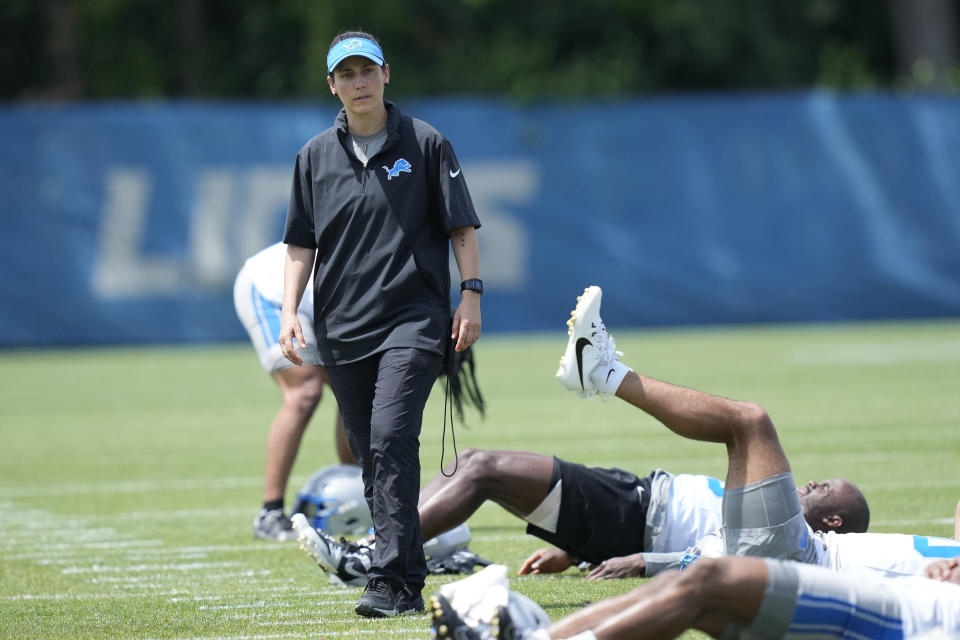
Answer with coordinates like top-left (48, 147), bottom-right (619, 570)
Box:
top-left (383, 158), bottom-right (412, 181)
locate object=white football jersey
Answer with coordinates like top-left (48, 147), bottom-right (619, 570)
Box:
top-left (654, 474), bottom-right (725, 553)
top-left (242, 242), bottom-right (313, 315)
top-left (896, 574), bottom-right (960, 636)
top-left (816, 531), bottom-right (960, 577)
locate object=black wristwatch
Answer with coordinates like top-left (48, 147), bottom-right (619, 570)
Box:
top-left (460, 278), bottom-right (484, 295)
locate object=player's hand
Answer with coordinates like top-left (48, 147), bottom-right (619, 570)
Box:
top-left (278, 313), bottom-right (305, 366)
top-left (585, 553), bottom-right (646, 580)
top-left (518, 548), bottom-right (575, 575)
top-left (451, 293), bottom-right (481, 352)
top-left (924, 556), bottom-right (960, 583)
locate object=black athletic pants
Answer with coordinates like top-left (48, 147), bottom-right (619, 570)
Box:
top-left (324, 347), bottom-right (443, 592)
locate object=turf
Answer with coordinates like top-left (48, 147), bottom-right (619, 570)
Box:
top-left (1, 320), bottom-right (959, 639)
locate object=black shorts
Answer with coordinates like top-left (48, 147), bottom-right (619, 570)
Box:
top-left (525, 457), bottom-right (652, 564)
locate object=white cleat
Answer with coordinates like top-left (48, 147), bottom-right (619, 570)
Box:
top-left (438, 564), bottom-right (510, 623)
top-left (291, 512), bottom-right (370, 587)
top-left (556, 286), bottom-right (617, 398)
top-left (431, 565), bottom-right (550, 640)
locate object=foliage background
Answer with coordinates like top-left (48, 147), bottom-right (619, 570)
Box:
top-left (3, 0), bottom-right (958, 101)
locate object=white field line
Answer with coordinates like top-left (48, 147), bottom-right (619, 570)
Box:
top-left (196, 601), bottom-right (303, 611)
top-left (255, 620), bottom-right (426, 631)
top-left (0, 540), bottom-right (161, 556)
top-left (61, 561), bottom-right (244, 574)
top-left (0, 476), bottom-right (265, 498)
top-left (89, 569), bottom-right (273, 584)
top-left (0, 526), bottom-right (120, 541)
top-left (785, 341), bottom-right (960, 365)
top-left (224, 604), bottom-right (365, 619)
top-left (871, 518), bottom-right (955, 528)
top-left (142, 631), bottom-right (426, 640)
top-left (0, 507), bottom-right (250, 535)
top-left (858, 478), bottom-right (960, 491)
top-left (2, 584), bottom-right (328, 602)
top-left (4, 541), bottom-right (292, 564)
top-left (115, 507), bottom-right (252, 520)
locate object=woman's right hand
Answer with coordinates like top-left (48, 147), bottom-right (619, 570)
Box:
top-left (278, 313), bottom-right (305, 365)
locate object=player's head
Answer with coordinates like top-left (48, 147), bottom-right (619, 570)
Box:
top-left (798, 478), bottom-right (870, 533)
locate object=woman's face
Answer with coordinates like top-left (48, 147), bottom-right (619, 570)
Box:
top-left (328, 56), bottom-right (390, 117)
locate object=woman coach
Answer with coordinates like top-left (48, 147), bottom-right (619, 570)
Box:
top-left (278, 31), bottom-right (483, 618)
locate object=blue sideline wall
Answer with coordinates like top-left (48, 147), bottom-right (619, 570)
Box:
top-left (2, 94), bottom-right (959, 347)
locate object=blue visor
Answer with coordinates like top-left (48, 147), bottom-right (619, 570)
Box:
top-left (327, 38), bottom-right (385, 74)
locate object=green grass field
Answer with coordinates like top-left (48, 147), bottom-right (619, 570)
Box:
top-left (2, 320), bottom-right (959, 639)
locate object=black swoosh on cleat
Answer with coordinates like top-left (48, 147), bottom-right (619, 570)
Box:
top-left (605, 368), bottom-right (616, 383)
top-left (575, 338), bottom-right (592, 389)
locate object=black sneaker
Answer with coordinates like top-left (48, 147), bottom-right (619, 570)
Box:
top-left (401, 585), bottom-right (425, 615)
top-left (355, 577), bottom-right (402, 618)
top-left (429, 593), bottom-right (481, 640)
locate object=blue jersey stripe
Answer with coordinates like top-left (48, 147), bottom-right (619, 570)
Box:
top-left (251, 286), bottom-right (282, 347)
top-left (913, 535), bottom-right (960, 558)
top-left (789, 592), bottom-right (904, 639)
top-left (707, 477), bottom-right (724, 497)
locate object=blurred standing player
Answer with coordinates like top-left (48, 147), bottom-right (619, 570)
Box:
top-left (280, 31), bottom-right (482, 618)
top-left (234, 242), bottom-right (357, 540)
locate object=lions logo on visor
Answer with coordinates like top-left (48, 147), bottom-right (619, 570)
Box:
top-left (343, 39), bottom-right (363, 51)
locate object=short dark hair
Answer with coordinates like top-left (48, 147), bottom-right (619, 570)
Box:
top-left (835, 484), bottom-right (870, 533)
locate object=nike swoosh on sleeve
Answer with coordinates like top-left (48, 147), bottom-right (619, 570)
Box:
top-left (449, 168), bottom-right (461, 178)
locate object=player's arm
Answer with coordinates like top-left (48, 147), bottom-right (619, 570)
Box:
top-left (585, 552), bottom-right (649, 580)
top-left (518, 547), bottom-right (578, 575)
top-left (279, 244), bottom-right (315, 365)
top-left (450, 225), bottom-right (481, 352)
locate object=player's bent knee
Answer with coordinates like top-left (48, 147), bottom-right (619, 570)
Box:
top-left (737, 402), bottom-right (776, 439)
top-left (457, 448), bottom-right (497, 477)
top-left (287, 379), bottom-right (324, 416)
top-left (678, 558), bottom-right (734, 602)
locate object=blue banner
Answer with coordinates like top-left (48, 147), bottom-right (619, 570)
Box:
top-left (1, 94), bottom-right (959, 347)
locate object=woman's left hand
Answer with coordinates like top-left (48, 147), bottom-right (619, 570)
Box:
top-left (452, 293), bottom-right (482, 352)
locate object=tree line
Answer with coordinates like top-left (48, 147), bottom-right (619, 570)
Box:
top-left (3, 0), bottom-right (957, 101)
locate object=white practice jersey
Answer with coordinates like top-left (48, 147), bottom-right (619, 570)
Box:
top-left (815, 531), bottom-right (960, 578)
top-left (781, 561), bottom-right (960, 638)
top-left (242, 242), bottom-right (313, 314)
top-left (897, 574), bottom-right (960, 637)
top-left (653, 473), bottom-right (725, 553)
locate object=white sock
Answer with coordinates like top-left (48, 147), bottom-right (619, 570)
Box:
top-left (589, 359), bottom-right (632, 395)
top-left (565, 632), bottom-right (597, 640)
top-left (527, 630), bottom-right (552, 640)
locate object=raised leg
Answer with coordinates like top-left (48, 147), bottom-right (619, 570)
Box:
top-left (612, 372), bottom-right (789, 489)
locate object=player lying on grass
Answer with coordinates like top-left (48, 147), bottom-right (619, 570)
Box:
top-left (428, 555), bottom-right (960, 640)
top-left (291, 443), bottom-right (867, 586)
top-left (551, 285), bottom-right (958, 579)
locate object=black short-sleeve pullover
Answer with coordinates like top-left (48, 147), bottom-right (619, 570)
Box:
top-left (283, 101), bottom-right (481, 365)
